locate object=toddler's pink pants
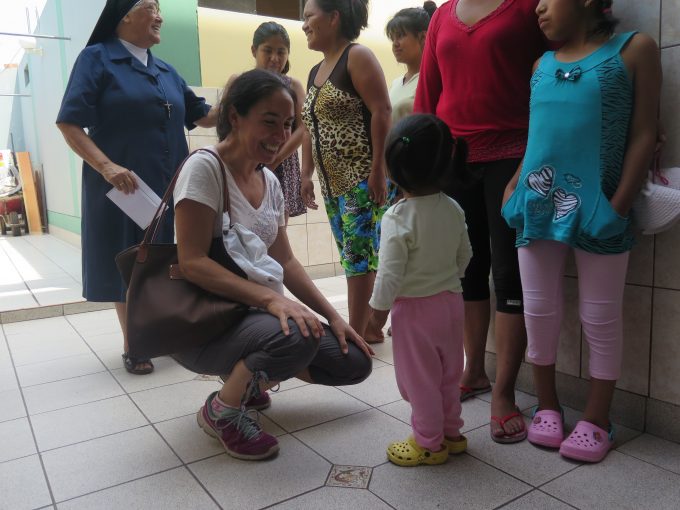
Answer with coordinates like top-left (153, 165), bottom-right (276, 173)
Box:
top-left (391, 291), bottom-right (465, 450)
top-left (518, 240), bottom-right (629, 380)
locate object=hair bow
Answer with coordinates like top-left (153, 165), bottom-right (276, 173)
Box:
top-left (555, 66), bottom-right (582, 82)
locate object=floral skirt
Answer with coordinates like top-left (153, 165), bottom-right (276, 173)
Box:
top-left (273, 151), bottom-right (306, 217)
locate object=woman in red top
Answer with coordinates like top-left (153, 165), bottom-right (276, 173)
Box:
top-left (414, 0), bottom-right (549, 443)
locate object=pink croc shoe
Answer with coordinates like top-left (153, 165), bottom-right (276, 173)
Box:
top-left (528, 407), bottom-right (564, 448)
top-left (559, 420), bottom-right (614, 463)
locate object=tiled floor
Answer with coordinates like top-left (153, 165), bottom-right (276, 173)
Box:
top-left (0, 235), bottom-right (83, 311)
top-left (2, 277), bottom-right (680, 509)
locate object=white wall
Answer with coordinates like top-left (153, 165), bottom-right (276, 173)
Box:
top-left (0, 67), bottom-right (21, 151)
top-left (15, 0), bottom-right (105, 236)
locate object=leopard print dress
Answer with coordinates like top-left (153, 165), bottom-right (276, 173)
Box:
top-left (302, 44), bottom-right (373, 198)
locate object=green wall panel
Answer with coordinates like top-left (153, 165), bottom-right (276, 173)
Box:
top-left (47, 211), bottom-right (81, 235)
top-left (154, 0), bottom-right (202, 86)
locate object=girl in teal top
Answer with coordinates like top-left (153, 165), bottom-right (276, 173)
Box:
top-left (502, 0), bottom-right (660, 463)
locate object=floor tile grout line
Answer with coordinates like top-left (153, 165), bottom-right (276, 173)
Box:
top-left (534, 488), bottom-right (581, 509)
top-left (0, 450), bottom-right (41, 467)
top-left (270, 406), bottom-right (377, 436)
top-left (148, 420), bottom-right (225, 510)
top-left (47, 465), bottom-right (191, 507)
top-left (23, 391), bottom-right (127, 418)
top-left (614, 447), bottom-right (680, 477)
top-left (9, 307), bottom-right (678, 507)
top-left (491, 487), bottom-right (536, 510)
top-left (288, 428), bottom-right (352, 467)
top-left (6, 235), bottom-right (81, 289)
top-left (460, 448), bottom-right (547, 489)
top-left (367, 487), bottom-right (399, 510)
top-left (0, 238), bottom-right (38, 305)
top-left (0, 323), bottom-right (58, 507)
top-left (19, 368), bottom-right (108, 390)
top-left (67, 319), bottom-right (227, 510)
top-left (27, 423), bottom-right (151, 456)
top-left (492, 487), bottom-right (580, 510)
top-left (534, 463), bottom-right (587, 490)
top-left (61, 320), bottom-right (225, 510)
top-left (257, 482), bottom-right (328, 510)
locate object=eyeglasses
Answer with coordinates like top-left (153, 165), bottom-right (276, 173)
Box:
top-left (134, 1), bottom-right (161, 16)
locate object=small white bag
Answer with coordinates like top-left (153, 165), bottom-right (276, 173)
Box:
top-left (633, 166), bottom-right (680, 235)
top-left (222, 218), bottom-right (284, 295)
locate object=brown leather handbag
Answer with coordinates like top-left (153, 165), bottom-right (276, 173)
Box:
top-left (115, 149), bottom-right (248, 359)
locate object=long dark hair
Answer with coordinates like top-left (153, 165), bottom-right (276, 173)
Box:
top-left (217, 69), bottom-right (296, 141)
top-left (385, 114), bottom-right (468, 195)
top-left (385, 2), bottom-right (436, 40)
top-left (252, 21), bottom-right (292, 75)
top-left (314, 0), bottom-right (369, 41)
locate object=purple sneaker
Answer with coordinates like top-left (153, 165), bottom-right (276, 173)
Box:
top-left (197, 392), bottom-right (279, 460)
top-left (245, 391), bottom-right (271, 411)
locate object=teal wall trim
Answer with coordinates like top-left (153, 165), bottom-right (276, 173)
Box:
top-left (155, 0), bottom-right (202, 86)
top-left (48, 210), bottom-right (81, 235)
top-left (55, 0), bottom-right (80, 216)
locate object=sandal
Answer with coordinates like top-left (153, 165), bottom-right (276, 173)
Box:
top-left (527, 407), bottom-right (564, 448)
top-left (559, 420), bottom-right (614, 463)
top-left (122, 353), bottom-right (154, 375)
top-left (460, 384), bottom-right (492, 402)
top-left (387, 436), bottom-right (449, 467)
top-left (490, 408), bottom-right (527, 444)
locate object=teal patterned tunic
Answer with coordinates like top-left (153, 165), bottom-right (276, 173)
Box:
top-left (502, 32), bottom-right (637, 254)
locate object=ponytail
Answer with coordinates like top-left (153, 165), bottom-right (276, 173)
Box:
top-left (423, 1), bottom-right (437, 18)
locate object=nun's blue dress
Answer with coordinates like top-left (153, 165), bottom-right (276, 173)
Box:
top-left (57, 38), bottom-right (210, 302)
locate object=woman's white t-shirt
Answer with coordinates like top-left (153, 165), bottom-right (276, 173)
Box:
top-left (389, 72), bottom-right (419, 124)
top-left (173, 147), bottom-right (285, 248)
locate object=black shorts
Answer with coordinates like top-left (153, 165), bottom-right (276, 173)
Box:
top-left (450, 158), bottom-right (524, 314)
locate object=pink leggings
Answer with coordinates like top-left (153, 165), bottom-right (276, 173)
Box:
top-left (392, 291), bottom-right (464, 450)
top-left (518, 240), bottom-right (629, 381)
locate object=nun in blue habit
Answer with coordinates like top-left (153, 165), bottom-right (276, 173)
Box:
top-left (57, 0), bottom-right (218, 374)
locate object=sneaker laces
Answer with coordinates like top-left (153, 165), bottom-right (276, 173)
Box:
top-left (224, 408), bottom-right (262, 441)
top-left (209, 399), bottom-right (263, 441)
top-left (240, 370), bottom-right (269, 408)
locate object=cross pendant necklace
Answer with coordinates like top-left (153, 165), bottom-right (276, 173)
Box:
top-left (162, 100), bottom-right (173, 119)
top-left (157, 74), bottom-right (173, 120)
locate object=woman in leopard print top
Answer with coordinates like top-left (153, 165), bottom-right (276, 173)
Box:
top-left (301, 0), bottom-right (393, 343)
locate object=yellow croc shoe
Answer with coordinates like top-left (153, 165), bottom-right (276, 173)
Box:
top-left (443, 434), bottom-right (468, 455)
top-left (387, 436), bottom-right (449, 467)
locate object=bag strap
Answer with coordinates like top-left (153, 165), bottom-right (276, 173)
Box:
top-left (198, 148), bottom-right (233, 218)
top-left (141, 147), bottom-right (232, 251)
top-left (651, 154), bottom-right (668, 186)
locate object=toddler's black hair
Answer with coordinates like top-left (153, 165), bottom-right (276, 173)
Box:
top-left (385, 114), bottom-right (468, 195)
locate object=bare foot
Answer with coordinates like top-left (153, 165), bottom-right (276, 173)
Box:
top-left (460, 371), bottom-right (491, 392)
top-left (364, 324), bottom-right (385, 344)
top-left (364, 332), bottom-right (385, 344)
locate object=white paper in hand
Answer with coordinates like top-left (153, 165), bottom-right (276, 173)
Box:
top-left (106, 172), bottom-right (166, 229)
